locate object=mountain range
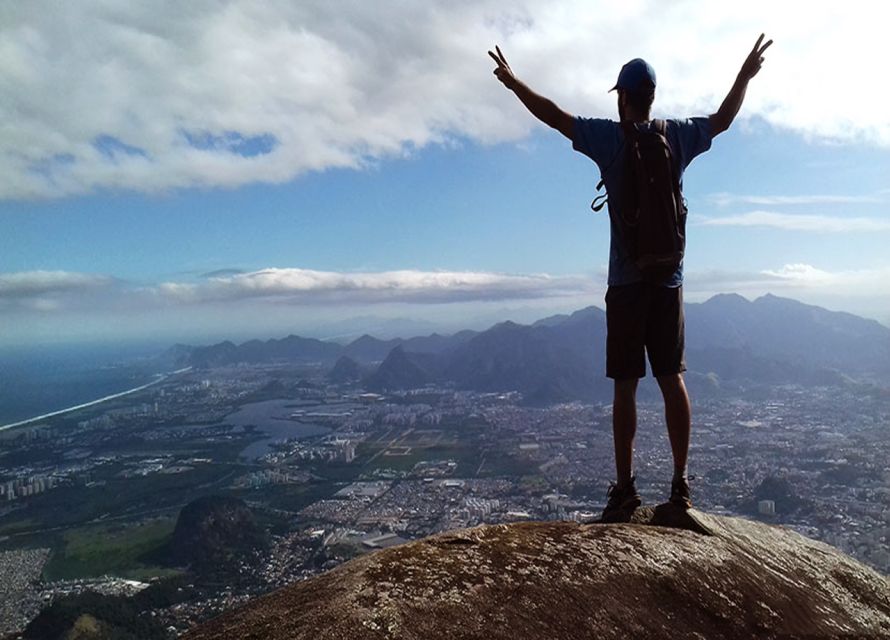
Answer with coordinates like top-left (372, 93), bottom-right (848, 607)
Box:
top-left (167, 294), bottom-right (890, 403)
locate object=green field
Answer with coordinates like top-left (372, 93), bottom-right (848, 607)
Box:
top-left (0, 517), bottom-right (39, 537)
top-left (235, 481), bottom-right (341, 514)
top-left (0, 462), bottom-right (246, 536)
top-left (477, 451), bottom-right (541, 478)
top-left (42, 518), bottom-right (181, 581)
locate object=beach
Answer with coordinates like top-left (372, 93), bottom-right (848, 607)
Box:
top-left (0, 367), bottom-right (191, 433)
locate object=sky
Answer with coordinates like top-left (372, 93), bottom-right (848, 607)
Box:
top-left (1, 0), bottom-right (889, 347)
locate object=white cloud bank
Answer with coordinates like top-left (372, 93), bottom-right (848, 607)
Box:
top-left (5, 264), bottom-right (884, 315)
top-left (2, 0), bottom-right (889, 199)
top-left (0, 267), bottom-right (594, 311)
top-left (156, 268), bottom-right (593, 304)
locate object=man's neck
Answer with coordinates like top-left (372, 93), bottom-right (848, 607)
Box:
top-left (622, 113), bottom-right (650, 124)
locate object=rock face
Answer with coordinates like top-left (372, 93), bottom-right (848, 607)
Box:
top-left (184, 508), bottom-right (890, 640)
top-left (168, 495), bottom-right (268, 575)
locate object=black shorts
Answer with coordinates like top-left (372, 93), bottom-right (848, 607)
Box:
top-left (605, 283), bottom-right (686, 380)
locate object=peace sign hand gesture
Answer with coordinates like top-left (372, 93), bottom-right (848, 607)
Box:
top-left (739, 33), bottom-right (773, 81)
top-left (488, 46), bottom-right (518, 90)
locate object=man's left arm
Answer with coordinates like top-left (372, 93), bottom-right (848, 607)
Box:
top-left (709, 34), bottom-right (773, 137)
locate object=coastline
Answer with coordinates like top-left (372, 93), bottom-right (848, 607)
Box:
top-left (0, 367), bottom-right (192, 433)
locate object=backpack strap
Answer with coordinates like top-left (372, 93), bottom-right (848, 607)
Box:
top-left (651, 119), bottom-right (684, 199)
top-left (591, 178), bottom-right (608, 212)
top-left (591, 122), bottom-right (639, 214)
top-left (589, 121), bottom-right (663, 215)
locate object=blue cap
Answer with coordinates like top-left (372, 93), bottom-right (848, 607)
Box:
top-left (609, 58), bottom-right (656, 92)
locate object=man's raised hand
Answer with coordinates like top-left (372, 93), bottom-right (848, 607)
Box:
top-left (739, 33), bottom-right (773, 81)
top-left (489, 46), bottom-right (517, 90)
top-left (486, 45), bottom-right (574, 139)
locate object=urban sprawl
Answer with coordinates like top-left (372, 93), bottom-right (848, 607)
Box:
top-left (1, 364), bottom-right (888, 635)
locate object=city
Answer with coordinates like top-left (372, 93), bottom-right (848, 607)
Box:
top-left (1, 361), bottom-right (888, 636)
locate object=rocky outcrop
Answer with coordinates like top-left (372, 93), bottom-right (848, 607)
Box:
top-left (167, 495), bottom-right (268, 576)
top-left (185, 508), bottom-right (890, 639)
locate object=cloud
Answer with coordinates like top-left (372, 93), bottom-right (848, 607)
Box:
top-left (0, 270), bottom-right (114, 298)
top-left (759, 263), bottom-right (890, 291)
top-left (3, 1), bottom-right (890, 199)
top-left (0, 267), bottom-right (594, 314)
top-left (760, 263), bottom-right (838, 285)
top-left (200, 268), bottom-right (247, 279)
top-left (698, 211), bottom-right (890, 232)
top-left (155, 267), bottom-right (594, 304)
top-left (0, 270), bottom-right (118, 313)
top-left (685, 263), bottom-right (890, 300)
top-left (707, 193), bottom-right (884, 207)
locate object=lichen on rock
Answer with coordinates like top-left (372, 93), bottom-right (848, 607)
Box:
top-left (184, 508), bottom-right (890, 640)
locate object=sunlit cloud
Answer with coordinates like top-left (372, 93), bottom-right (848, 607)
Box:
top-left (2, 1), bottom-right (889, 199)
top-left (698, 211), bottom-right (890, 232)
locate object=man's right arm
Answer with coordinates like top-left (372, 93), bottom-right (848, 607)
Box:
top-left (709, 34), bottom-right (773, 137)
top-left (489, 46), bottom-right (575, 141)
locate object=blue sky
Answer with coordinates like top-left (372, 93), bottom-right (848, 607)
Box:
top-left (1, 1), bottom-right (888, 346)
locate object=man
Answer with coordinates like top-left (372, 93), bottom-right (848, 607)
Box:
top-left (489, 35), bottom-right (772, 520)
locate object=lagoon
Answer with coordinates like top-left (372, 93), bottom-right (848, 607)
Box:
top-left (221, 399), bottom-right (343, 460)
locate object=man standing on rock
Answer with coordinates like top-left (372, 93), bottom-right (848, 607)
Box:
top-left (489, 35), bottom-right (772, 520)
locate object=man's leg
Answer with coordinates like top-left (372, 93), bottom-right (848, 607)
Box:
top-left (612, 377), bottom-right (639, 487)
top-left (602, 376), bottom-right (642, 520)
top-left (656, 373), bottom-right (691, 476)
top-left (603, 283), bottom-right (646, 520)
top-left (647, 285), bottom-right (691, 505)
top-left (606, 284), bottom-right (646, 487)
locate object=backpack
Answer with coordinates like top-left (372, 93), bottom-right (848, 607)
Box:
top-left (591, 119), bottom-right (687, 283)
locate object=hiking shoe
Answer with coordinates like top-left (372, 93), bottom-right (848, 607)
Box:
top-left (600, 478), bottom-right (642, 522)
top-left (670, 476), bottom-right (693, 509)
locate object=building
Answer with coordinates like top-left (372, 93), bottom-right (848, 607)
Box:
top-left (758, 500), bottom-right (776, 516)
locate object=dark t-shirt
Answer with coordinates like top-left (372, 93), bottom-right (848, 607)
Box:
top-left (573, 116), bottom-right (713, 287)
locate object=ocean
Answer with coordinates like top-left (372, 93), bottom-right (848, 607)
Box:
top-left (0, 341), bottom-right (169, 427)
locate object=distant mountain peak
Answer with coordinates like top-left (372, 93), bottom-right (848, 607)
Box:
top-left (754, 292), bottom-right (793, 304)
top-left (328, 355), bottom-right (363, 383)
top-left (704, 292), bottom-right (750, 306)
top-left (363, 344), bottom-right (443, 391)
